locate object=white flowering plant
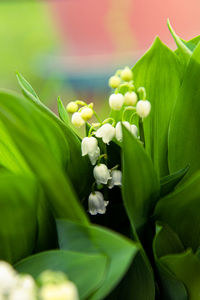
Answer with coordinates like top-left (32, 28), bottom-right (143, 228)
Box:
top-left (0, 21), bottom-right (200, 299)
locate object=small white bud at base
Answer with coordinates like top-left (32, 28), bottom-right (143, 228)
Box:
top-left (136, 100), bottom-right (151, 118)
top-left (95, 123), bottom-right (115, 144)
top-left (40, 282), bottom-right (79, 300)
top-left (108, 76), bottom-right (121, 88)
top-left (66, 102), bottom-right (78, 113)
top-left (88, 146), bottom-right (100, 165)
top-left (81, 137), bottom-right (98, 156)
top-left (93, 164), bottom-right (111, 185)
top-left (80, 107), bottom-right (93, 121)
top-left (88, 191), bottom-right (109, 215)
top-left (120, 67), bottom-right (133, 81)
top-left (0, 261), bottom-right (18, 293)
top-left (109, 93), bottom-right (124, 110)
top-left (115, 121), bottom-right (131, 142)
top-left (124, 91), bottom-right (138, 106)
top-left (71, 112), bottom-right (85, 128)
top-left (108, 170), bottom-right (122, 189)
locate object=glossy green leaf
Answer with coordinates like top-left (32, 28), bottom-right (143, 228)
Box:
top-left (57, 96), bottom-right (70, 125)
top-left (0, 90), bottom-right (69, 171)
top-left (15, 250), bottom-right (107, 300)
top-left (160, 250), bottom-right (200, 300)
top-left (132, 37), bottom-right (182, 176)
top-left (0, 172), bottom-right (38, 263)
top-left (152, 224), bottom-right (188, 300)
top-left (168, 43), bottom-right (200, 180)
top-left (16, 72), bottom-right (40, 103)
top-left (122, 126), bottom-right (159, 234)
top-left (167, 19), bottom-right (192, 64)
top-left (155, 171), bottom-right (200, 251)
top-left (17, 74), bottom-right (92, 199)
top-left (0, 105), bottom-right (88, 224)
top-left (56, 219), bottom-right (139, 300)
top-left (160, 165), bottom-right (189, 197)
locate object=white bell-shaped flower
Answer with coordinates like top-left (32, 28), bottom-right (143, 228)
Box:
top-left (124, 91), bottom-right (138, 106)
top-left (81, 137), bottom-right (98, 156)
top-left (115, 121), bottom-right (131, 142)
top-left (88, 146), bottom-right (100, 165)
top-left (108, 170), bottom-right (122, 189)
top-left (95, 123), bottom-right (115, 144)
top-left (10, 287), bottom-right (36, 300)
top-left (80, 107), bottom-right (93, 121)
top-left (71, 112), bottom-right (85, 127)
top-left (0, 261), bottom-right (18, 294)
top-left (130, 124), bottom-right (138, 137)
top-left (88, 191), bottom-right (109, 215)
top-left (109, 76), bottom-right (121, 89)
top-left (136, 100), bottom-right (151, 118)
top-left (66, 102), bottom-right (78, 113)
top-left (109, 93), bottom-right (124, 110)
top-left (93, 164), bottom-right (111, 185)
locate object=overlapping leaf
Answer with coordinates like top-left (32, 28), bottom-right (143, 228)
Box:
top-left (132, 37), bottom-right (182, 176)
top-left (153, 224), bottom-right (188, 300)
top-left (155, 171), bottom-right (200, 251)
top-left (56, 219), bottom-right (139, 300)
top-left (0, 172), bottom-right (38, 263)
top-left (15, 250), bottom-right (107, 300)
top-left (168, 43), bottom-right (200, 179)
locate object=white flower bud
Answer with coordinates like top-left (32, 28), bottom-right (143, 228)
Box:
top-left (81, 137), bottom-right (98, 156)
top-left (95, 123), bottom-right (115, 144)
top-left (108, 76), bottom-right (121, 88)
top-left (88, 191), bottom-right (109, 215)
top-left (124, 91), bottom-right (138, 106)
top-left (93, 164), bottom-right (111, 185)
top-left (40, 282), bottom-right (79, 300)
top-left (136, 100), bottom-right (151, 118)
top-left (0, 261), bottom-right (18, 293)
top-left (66, 102), bottom-right (78, 113)
top-left (108, 170), bottom-right (122, 189)
top-left (71, 112), bottom-right (85, 128)
top-left (130, 124), bottom-right (138, 137)
top-left (80, 107), bottom-right (93, 121)
top-left (10, 287), bottom-right (36, 300)
top-left (120, 67), bottom-right (133, 81)
top-left (88, 147), bottom-right (100, 165)
top-left (109, 93), bottom-right (124, 110)
top-left (115, 121), bottom-right (131, 142)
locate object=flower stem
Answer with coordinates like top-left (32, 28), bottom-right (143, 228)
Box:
top-left (139, 117), bottom-right (145, 147)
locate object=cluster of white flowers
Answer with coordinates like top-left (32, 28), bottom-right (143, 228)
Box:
top-left (67, 66), bottom-right (151, 216)
top-left (0, 261), bottom-right (79, 300)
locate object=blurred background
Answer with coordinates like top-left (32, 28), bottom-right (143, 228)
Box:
top-left (1, 0), bottom-right (200, 109)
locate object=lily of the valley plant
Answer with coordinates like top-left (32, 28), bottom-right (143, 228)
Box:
top-left (0, 21), bottom-right (200, 299)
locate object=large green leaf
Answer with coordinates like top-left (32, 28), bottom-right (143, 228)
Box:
top-left (121, 127), bottom-right (158, 299)
top-left (15, 250), bottom-right (107, 300)
top-left (0, 90), bottom-right (69, 171)
top-left (0, 104), bottom-right (88, 224)
top-left (56, 219), bottom-right (139, 300)
top-left (160, 165), bottom-right (189, 197)
top-left (122, 126), bottom-right (159, 234)
top-left (167, 19), bottom-right (192, 65)
top-left (132, 37), bottom-right (182, 176)
top-left (160, 250), bottom-right (200, 300)
top-left (152, 224), bottom-right (188, 300)
top-left (17, 74), bottom-right (92, 199)
top-left (0, 172), bottom-right (38, 263)
top-left (168, 43), bottom-right (200, 179)
top-left (154, 171), bottom-right (200, 251)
